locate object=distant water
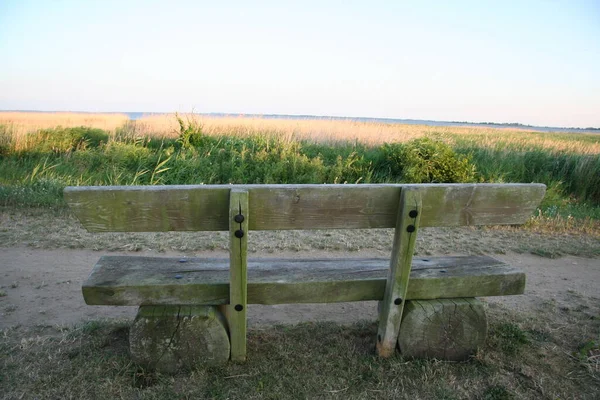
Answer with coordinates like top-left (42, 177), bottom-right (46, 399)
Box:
top-left (123, 112), bottom-right (599, 134)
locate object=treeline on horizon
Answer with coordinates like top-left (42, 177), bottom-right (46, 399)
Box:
top-left (0, 119), bottom-right (599, 220)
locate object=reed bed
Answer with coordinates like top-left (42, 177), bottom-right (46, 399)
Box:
top-left (132, 114), bottom-right (600, 154)
top-left (2, 111), bottom-right (598, 154)
top-left (1, 111), bottom-right (598, 211)
top-left (0, 112), bottom-right (129, 151)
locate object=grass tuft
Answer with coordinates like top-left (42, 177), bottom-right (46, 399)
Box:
top-left (489, 323), bottom-right (530, 355)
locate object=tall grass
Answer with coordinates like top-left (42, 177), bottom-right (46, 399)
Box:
top-left (131, 113), bottom-right (600, 153)
top-left (0, 111), bottom-right (129, 151)
top-left (0, 112), bottom-right (598, 214)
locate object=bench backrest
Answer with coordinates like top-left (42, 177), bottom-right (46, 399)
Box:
top-left (64, 183), bottom-right (545, 232)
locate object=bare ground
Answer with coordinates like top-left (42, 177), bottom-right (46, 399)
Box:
top-left (0, 207), bottom-right (598, 330)
top-left (1, 209), bottom-right (599, 399)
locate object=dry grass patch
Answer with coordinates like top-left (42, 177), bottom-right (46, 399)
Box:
top-left (1, 111), bottom-right (598, 153)
top-left (129, 113), bottom-right (599, 153)
top-left (0, 111), bottom-right (129, 133)
top-left (1, 302), bottom-right (598, 399)
top-left (0, 111), bottom-right (129, 152)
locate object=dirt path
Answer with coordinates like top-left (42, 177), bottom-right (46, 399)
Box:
top-left (1, 247), bottom-right (598, 330)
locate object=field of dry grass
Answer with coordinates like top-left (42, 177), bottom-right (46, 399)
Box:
top-left (0, 112), bottom-right (129, 152)
top-left (134, 114), bottom-right (600, 153)
top-left (0, 111), bottom-right (128, 133)
top-left (2, 111), bottom-right (598, 154)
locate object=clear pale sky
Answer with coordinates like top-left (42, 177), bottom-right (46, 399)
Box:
top-left (1, 0), bottom-right (599, 127)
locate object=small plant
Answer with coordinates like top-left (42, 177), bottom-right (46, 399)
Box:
top-left (149, 152), bottom-right (172, 185)
top-left (0, 290), bottom-right (7, 297)
top-left (490, 323), bottom-right (530, 354)
top-left (483, 385), bottom-right (513, 400)
top-left (176, 113), bottom-right (204, 148)
top-left (576, 339), bottom-right (599, 372)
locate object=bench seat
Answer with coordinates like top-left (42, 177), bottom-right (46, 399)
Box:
top-left (83, 255), bottom-right (525, 306)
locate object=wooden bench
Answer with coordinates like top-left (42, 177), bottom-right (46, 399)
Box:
top-left (64, 183), bottom-right (545, 372)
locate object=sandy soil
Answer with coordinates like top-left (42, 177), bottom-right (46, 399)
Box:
top-left (1, 247), bottom-right (598, 330)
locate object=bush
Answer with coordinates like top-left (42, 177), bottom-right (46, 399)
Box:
top-left (379, 138), bottom-right (476, 183)
top-left (28, 127), bottom-right (109, 153)
top-left (176, 114), bottom-right (204, 148)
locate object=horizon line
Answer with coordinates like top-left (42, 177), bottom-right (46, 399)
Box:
top-left (1, 109), bottom-right (599, 131)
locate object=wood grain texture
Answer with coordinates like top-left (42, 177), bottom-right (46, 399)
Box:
top-left (82, 256), bottom-right (526, 306)
top-left (64, 183), bottom-right (546, 232)
top-left (377, 188), bottom-right (421, 357)
top-left (228, 189), bottom-right (248, 362)
top-left (397, 298), bottom-right (487, 361)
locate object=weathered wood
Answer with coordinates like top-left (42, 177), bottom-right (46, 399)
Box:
top-left (397, 298), bottom-right (488, 361)
top-left (228, 189), bottom-right (249, 362)
top-left (82, 256), bottom-right (526, 306)
top-left (129, 305), bottom-right (230, 373)
top-left (377, 188), bottom-right (421, 357)
top-left (64, 184), bottom-right (546, 232)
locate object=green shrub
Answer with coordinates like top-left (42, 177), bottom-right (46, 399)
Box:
top-left (379, 138), bottom-right (476, 183)
top-left (176, 114), bottom-right (204, 148)
top-left (28, 127), bottom-right (109, 153)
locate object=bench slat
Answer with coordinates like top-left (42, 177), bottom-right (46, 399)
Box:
top-left (64, 184), bottom-right (546, 232)
top-left (82, 256), bottom-right (526, 306)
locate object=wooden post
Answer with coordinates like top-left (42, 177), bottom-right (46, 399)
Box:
top-left (377, 188), bottom-right (422, 357)
top-left (229, 189), bottom-right (249, 362)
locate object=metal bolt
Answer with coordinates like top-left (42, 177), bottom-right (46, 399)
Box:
top-left (409, 210), bottom-right (418, 218)
top-left (235, 229), bottom-right (244, 238)
top-left (406, 225), bottom-right (416, 233)
top-left (234, 214), bottom-right (245, 223)
top-left (234, 304), bottom-right (244, 312)
top-left (394, 297), bottom-right (402, 305)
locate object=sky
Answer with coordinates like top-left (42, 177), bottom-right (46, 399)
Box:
top-left (0, 0), bottom-right (599, 128)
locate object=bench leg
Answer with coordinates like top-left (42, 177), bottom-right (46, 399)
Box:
top-left (377, 188), bottom-right (421, 357)
top-left (397, 298), bottom-right (488, 361)
top-left (129, 305), bottom-right (230, 373)
top-left (229, 189), bottom-right (249, 362)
